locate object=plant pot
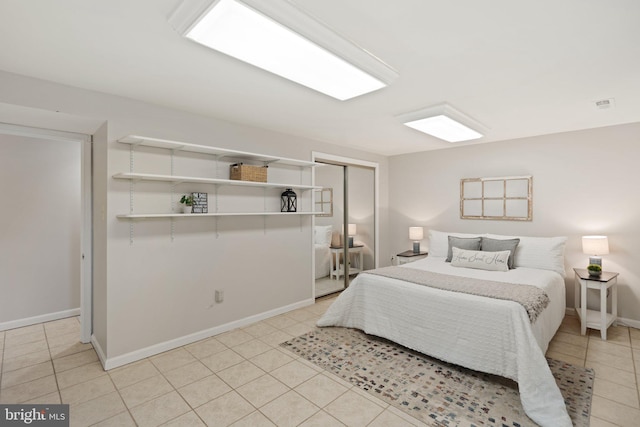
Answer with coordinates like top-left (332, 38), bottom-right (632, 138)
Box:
top-left (182, 205), bottom-right (192, 214)
top-left (588, 270), bottom-right (601, 277)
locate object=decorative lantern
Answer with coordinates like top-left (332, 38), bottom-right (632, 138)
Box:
top-left (281, 188), bottom-right (297, 212)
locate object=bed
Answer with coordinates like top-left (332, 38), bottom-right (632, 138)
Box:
top-left (314, 225), bottom-right (333, 279)
top-left (317, 230), bottom-right (571, 427)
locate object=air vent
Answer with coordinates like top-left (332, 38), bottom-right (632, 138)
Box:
top-left (594, 98), bottom-right (615, 110)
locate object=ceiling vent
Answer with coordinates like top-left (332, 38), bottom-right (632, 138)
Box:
top-left (594, 98), bottom-right (615, 110)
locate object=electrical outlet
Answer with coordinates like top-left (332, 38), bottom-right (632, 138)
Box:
top-left (215, 290), bottom-right (224, 303)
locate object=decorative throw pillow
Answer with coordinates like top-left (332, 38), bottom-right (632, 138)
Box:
top-left (481, 237), bottom-right (520, 269)
top-left (446, 236), bottom-right (482, 262)
top-left (314, 225), bottom-right (332, 246)
top-left (428, 230), bottom-right (483, 258)
top-left (450, 247), bottom-right (510, 272)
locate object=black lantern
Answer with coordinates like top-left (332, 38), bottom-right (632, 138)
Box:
top-left (281, 188), bottom-right (297, 212)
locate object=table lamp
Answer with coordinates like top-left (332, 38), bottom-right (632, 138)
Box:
top-left (348, 223), bottom-right (356, 248)
top-left (582, 235), bottom-right (609, 267)
top-left (409, 227), bottom-right (424, 253)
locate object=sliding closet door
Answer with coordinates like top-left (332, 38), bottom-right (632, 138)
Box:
top-left (347, 165), bottom-right (375, 274)
top-left (314, 160), bottom-right (376, 298)
top-left (314, 163), bottom-right (346, 297)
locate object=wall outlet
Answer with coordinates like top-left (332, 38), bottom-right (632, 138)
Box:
top-left (215, 290), bottom-right (224, 303)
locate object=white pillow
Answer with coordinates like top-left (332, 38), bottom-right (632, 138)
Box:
top-left (428, 229), bottom-right (484, 257)
top-left (314, 225), bottom-right (333, 246)
top-left (485, 234), bottom-right (567, 277)
top-left (450, 247), bottom-right (510, 272)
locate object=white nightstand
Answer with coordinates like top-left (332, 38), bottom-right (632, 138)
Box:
top-left (573, 268), bottom-right (619, 340)
top-left (329, 245), bottom-right (364, 280)
top-left (397, 250), bottom-right (428, 265)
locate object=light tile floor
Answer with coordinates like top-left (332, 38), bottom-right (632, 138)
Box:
top-left (1, 298), bottom-right (639, 426)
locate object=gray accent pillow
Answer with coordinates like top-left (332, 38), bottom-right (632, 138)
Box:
top-left (481, 237), bottom-right (520, 269)
top-left (446, 236), bottom-right (482, 262)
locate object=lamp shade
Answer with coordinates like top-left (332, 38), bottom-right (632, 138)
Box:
top-left (348, 223), bottom-right (357, 236)
top-left (409, 227), bottom-right (424, 241)
top-left (582, 236), bottom-right (609, 255)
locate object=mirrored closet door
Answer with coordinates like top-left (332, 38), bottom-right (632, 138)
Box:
top-left (314, 161), bottom-right (375, 298)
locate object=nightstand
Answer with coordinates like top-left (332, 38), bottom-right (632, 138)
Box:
top-left (573, 268), bottom-right (619, 340)
top-left (330, 245), bottom-right (364, 280)
top-left (397, 250), bottom-right (428, 265)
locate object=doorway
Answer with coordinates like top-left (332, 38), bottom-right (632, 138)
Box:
top-left (0, 124), bottom-right (92, 343)
top-left (313, 153), bottom-right (378, 298)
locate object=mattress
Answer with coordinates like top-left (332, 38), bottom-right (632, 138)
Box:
top-left (317, 256), bottom-right (570, 427)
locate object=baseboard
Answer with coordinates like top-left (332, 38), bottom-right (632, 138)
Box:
top-left (0, 308), bottom-right (80, 332)
top-left (565, 307), bottom-right (639, 329)
top-left (101, 298), bottom-right (315, 370)
top-left (617, 316), bottom-right (640, 329)
top-left (91, 334), bottom-right (108, 370)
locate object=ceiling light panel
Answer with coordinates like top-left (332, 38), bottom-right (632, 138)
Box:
top-left (170, 0), bottom-right (397, 100)
top-left (398, 104), bottom-right (487, 143)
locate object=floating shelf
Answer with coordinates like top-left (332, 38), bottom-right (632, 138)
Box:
top-left (118, 135), bottom-right (318, 168)
top-left (113, 172), bottom-right (321, 190)
top-left (117, 212), bottom-right (323, 219)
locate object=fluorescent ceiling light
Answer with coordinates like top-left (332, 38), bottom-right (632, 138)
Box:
top-left (169, 0), bottom-right (398, 100)
top-left (398, 104), bottom-right (487, 143)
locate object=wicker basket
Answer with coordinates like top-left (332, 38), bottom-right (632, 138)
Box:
top-left (229, 163), bottom-right (268, 182)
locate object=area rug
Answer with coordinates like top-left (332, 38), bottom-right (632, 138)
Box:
top-left (281, 327), bottom-right (593, 427)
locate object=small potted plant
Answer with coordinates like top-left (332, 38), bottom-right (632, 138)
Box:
top-left (179, 195), bottom-right (193, 214)
top-left (587, 264), bottom-right (602, 277)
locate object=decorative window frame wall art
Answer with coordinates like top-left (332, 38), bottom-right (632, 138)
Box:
top-left (314, 187), bottom-right (333, 217)
top-left (460, 175), bottom-right (532, 221)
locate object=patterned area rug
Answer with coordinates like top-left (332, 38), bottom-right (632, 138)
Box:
top-left (281, 327), bottom-right (593, 427)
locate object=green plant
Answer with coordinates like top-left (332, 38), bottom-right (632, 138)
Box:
top-left (180, 195), bottom-right (193, 206)
top-left (587, 264), bottom-right (602, 272)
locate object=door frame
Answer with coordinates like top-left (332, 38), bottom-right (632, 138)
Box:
top-left (312, 152), bottom-right (379, 294)
top-left (0, 122), bottom-right (92, 342)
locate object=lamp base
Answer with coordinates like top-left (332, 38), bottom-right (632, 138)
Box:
top-left (413, 241), bottom-right (420, 253)
top-left (588, 256), bottom-right (602, 267)
top-left (348, 236), bottom-right (354, 248)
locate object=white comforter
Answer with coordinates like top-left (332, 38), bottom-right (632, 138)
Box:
top-left (317, 257), bottom-right (570, 427)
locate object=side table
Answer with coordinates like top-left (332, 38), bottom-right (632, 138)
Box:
top-left (573, 268), bottom-right (619, 340)
top-left (397, 250), bottom-right (428, 265)
top-left (329, 245), bottom-right (364, 280)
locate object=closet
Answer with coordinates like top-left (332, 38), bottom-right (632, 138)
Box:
top-left (313, 157), bottom-right (376, 298)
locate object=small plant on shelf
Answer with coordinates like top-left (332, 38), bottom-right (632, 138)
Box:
top-left (179, 195), bottom-right (193, 214)
top-left (587, 264), bottom-right (602, 277)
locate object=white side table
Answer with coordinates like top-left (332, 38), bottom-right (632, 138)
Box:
top-left (330, 245), bottom-right (364, 280)
top-left (573, 268), bottom-right (619, 340)
top-left (397, 250), bottom-right (428, 265)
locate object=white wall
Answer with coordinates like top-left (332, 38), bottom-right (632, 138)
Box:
top-left (0, 134), bottom-right (81, 327)
top-left (389, 123), bottom-right (640, 323)
top-left (0, 70), bottom-right (390, 366)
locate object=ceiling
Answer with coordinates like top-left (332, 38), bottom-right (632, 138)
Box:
top-left (0, 0), bottom-right (638, 155)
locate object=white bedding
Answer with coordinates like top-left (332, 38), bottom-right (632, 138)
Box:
top-left (315, 244), bottom-right (331, 279)
top-left (317, 256), bottom-right (570, 427)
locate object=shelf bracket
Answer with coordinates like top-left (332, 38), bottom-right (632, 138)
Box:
top-left (129, 144), bottom-right (135, 245)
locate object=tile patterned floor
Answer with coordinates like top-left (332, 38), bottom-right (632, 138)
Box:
top-left (1, 298), bottom-right (639, 426)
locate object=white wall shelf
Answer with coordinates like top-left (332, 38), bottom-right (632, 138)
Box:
top-left (117, 212), bottom-right (321, 219)
top-left (113, 172), bottom-right (320, 190)
top-left (118, 135), bottom-right (317, 167)
top-left (115, 135), bottom-right (319, 239)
